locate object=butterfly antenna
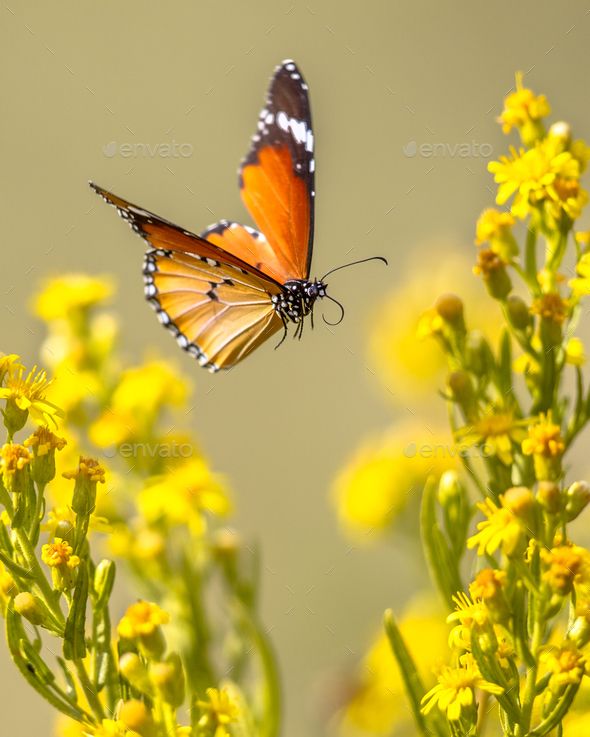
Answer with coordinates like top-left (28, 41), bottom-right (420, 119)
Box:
top-left (322, 294), bottom-right (345, 326)
top-left (321, 255), bottom-right (388, 281)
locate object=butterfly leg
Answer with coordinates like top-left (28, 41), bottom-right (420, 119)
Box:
top-left (274, 315), bottom-right (289, 350)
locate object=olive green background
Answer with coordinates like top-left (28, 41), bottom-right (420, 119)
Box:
top-left (2, 1), bottom-right (590, 735)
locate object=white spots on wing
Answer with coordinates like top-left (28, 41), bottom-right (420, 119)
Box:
top-left (301, 82), bottom-right (308, 91)
top-left (265, 112), bottom-right (274, 124)
top-left (290, 72), bottom-right (300, 80)
top-left (145, 284), bottom-right (156, 297)
top-left (305, 129), bottom-right (314, 152)
top-left (176, 334), bottom-right (189, 349)
top-left (157, 311), bottom-right (170, 325)
top-left (277, 111), bottom-right (289, 132)
top-left (290, 118), bottom-right (307, 144)
top-left (284, 61), bottom-right (296, 71)
top-left (309, 158), bottom-right (315, 173)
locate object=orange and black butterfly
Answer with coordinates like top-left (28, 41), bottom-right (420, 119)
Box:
top-left (91, 60), bottom-right (386, 372)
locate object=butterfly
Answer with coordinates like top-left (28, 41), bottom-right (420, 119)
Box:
top-left (91, 59), bottom-right (386, 372)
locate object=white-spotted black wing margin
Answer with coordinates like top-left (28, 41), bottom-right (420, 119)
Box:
top-left (239, 59), bottom-right (315, 275)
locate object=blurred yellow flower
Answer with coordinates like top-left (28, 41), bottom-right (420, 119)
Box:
top-left (467, 497), bottom-right (527, 557)
top-left (197, 687), bottom-right (240, 737)
top-left (522, 412), bottom-right (564, 466)
top-left (498, 72), bottom-right (550, 141)
top-left (332, 423), bottom-right (456, 540)
top-left (138, 458), bottom-right (230, 534)
top-left (421, 653), bottom-right (503, 722)
top-left (475, 208), bottom-right (517, 260)
top-left (570, 252), bottom-right (590, 297)
top-left (541, 544), bottom-right (590, 596)
top-left (117, 600), bottom-right (169, 640)
top-left (541, 642), bottom-right (586, 692)
top-left (90, 361), bottom-right (188, 446)
top-left (368, 251), bottom-right (502, 404)
top-left (339, 596), bottom-right (448, 736)
top-left (455, 407), bottom-right (527, 465)
top-left (33, 274), bottom-right (113, 321)
top-left (566, 337), bottom-right (586, 366)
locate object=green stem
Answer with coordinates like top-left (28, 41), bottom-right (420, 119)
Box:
top-left (75, 659), bottom-right (105, 720)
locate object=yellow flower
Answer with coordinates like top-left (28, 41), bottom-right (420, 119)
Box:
top-left (0, 443), bottom-right (31, 493)
top-left (488, 139), bottom-right (581, 219)
top-left (34, 274), bottom-right (113, 321)
top-left (541, 642), bottom-right (586, 692)
top-left (473, 248), bottom-right (512, 299)
top-left (541, 544), bottom-right (590, 596)
top-left (522, 413), bottom-right (565, 480)
top-left (469, 569), bottom-right (509, 622)
top-left (566, 337), bottom-right (586, 366)
top-left (41, 538), bottom-right (81, 570)
top-left (467, 497), bottom-right (527, 557)
top-left (197, 687), bottom-right (240, 737)
top-left (0, 354), bottom-right (23, 384)
top-left (117, 601), bottom-right (169, 640)
top-left (332, 423), bottom-right (457, 540)
top-left (0, 364), bottom-right (63, 428)
top-left (83, 719), bottom-right (140, 737)
top-left (455, 408), bottom-right (527, 465)
top-left (62, 456), bottom-right (106, 484)
top-left (138, 459), bottom-right (230, 535)
top-left (421, 653), bottom-right (503, 722)
top-left (498, 72), bottom-right (550, 141)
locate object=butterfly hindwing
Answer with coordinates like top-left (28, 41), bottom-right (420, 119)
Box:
top-left (91, 183), bottom-right (284, 372)
top-left (239, 59), bottom-right (315, 282)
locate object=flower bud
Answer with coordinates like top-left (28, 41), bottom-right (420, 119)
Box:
top-left (94, 559), bottom-right (116, 609)
top-left (564, 481), bottom-right (590, 521)
top-left (13, 592), bottom-right (49, 627)
top-left (506, 295), bottom-right (532, 331)
top-left (23, 427), bottom-right (66, 486)
top-left (150, 653), bottom-right (185, 708)
top-left (118, 700), bottom-right (157, 737)
top-left (63, 456), bottom-right (105, 518)
top-left (473, 249), bottom-right (512, 299)
top-left (435, 293), bottom-right (465, 330)
top-left (465, 331), bottom-right (494, 377)
top-left (536, 481), bottom-right (562, 514)
top-left (2, 398), bottom-right (28, 436)
top-left (448, 371), bottom-right (475, 416)
top-left (0, 444), bottom-right (32, 496)
top-left (119, 653), bottom-right (153, 696)
top-left (503, 487), bottom-right (536, 524)
top-left (548, 121), bottom-right (571, 150)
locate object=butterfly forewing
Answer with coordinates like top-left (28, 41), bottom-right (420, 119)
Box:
top-left (91, 183), bottom-right (283, 372)
top-left (239, 59), bottom-right (315, 282)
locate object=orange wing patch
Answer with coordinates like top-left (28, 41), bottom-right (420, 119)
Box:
top-left (201, 221), bottom-right (287, 284)
top-left (240, 145), bottom-right (311, 282)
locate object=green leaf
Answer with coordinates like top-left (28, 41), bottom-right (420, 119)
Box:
top-left (497, 329), bottom-right (513, 397)
top-left (6, 605), bottom-right (88, 721)
top-left (63, 565), bottom-right (89, 661)
top-left (528, 682), bottom-right (581, 736)
top-left (420, 477), bottom-right (462, 607)
top-left (384, 609), bottom-right (448, 737)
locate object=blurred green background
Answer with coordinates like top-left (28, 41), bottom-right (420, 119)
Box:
top-left (2, 1), bottom-right (590, 735)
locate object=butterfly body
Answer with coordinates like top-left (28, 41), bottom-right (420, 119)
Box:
top-left (272, 279), bottom-right (327, 324)
top-left (91, 60), bottom-right (385, 372)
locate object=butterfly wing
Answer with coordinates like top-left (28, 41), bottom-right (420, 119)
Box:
top-left (239, 59), bottom-right (315, 282)
top-left (200, 220), bottom-right (287, 284)
top-left (90, 183), bottom-right (283, 371)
